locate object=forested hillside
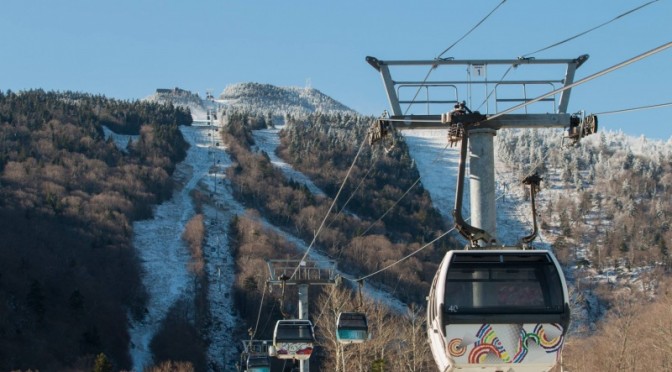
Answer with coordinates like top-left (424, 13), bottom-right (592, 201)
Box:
top-left (0, 90), bottom-right (191, 370)
top-left (7, 84), bottom-right (670, 371)
top-left (222, 110), bottom-right (453, 307)
top-left (219, 109), bottom-right (443, 369)
top-left (494, 128), bottom-right (672, 370)
top-left (219, 83), bottom-right (356, 117)
top-left (496, 129), bottom-right (672, 283)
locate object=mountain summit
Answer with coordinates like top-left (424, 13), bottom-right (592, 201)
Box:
top-left (219, 82), bottom-right (355, 116)
top-left (145, 83), bottom-right (356, 121)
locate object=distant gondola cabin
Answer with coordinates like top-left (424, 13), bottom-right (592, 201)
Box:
top-left (336, 312), bottom-right (369, 344)
top-left (270, 320), bottom-right (315, 360)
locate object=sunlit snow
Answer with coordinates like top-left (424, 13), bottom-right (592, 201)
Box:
top-left (129, 118), bottom-right (408, 371)
top-left (252, 125), bottom-right (326, 196)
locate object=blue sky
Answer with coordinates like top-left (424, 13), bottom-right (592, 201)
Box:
top-left (1, 0), bottom-right (670, 140)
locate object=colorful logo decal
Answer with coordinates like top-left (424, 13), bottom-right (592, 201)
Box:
top-left (448, 338), bottom-right (466, 357)
top-left (535, 324), bottom-right (564, 352)
top-left (276, 342), bottom-right (313, 359)
top-left (468, 343), bottom-right (500, 363)
top-left (446, 323), bottom-right (564, 365)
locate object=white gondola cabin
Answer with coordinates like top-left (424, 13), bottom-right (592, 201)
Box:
top-left (270, 319), bottom-right (315, 360)
top-left (336, 312), bottom-right (369, 344)
top-left (427, 249), bottom-right (570, 372)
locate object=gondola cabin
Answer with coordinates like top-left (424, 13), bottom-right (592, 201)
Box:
top-left (270, 319), bottom-right (315, 360)
top-left (245, 354), bottom-right (270, 372)
top-left (336, 312), bottom-right (369, 344)
top-left (427, 249), bottom-right (570, 372)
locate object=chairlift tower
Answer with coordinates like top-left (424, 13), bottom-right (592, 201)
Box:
top-left (367, 55), bottom-right (597, 244)
top-left (267, 259), bottom-right (338, 372)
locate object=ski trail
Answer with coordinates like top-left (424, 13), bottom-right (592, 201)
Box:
top-left (129, 124), bottom-right (227, 371)
top-left (403, 129), bottom-right (533, 245)
top-left (401, 130), bottom-right (462, 222)
top-left (251, 126), bottom-right (326, 197)
top-left (129, 120), bottom-right (413, 371)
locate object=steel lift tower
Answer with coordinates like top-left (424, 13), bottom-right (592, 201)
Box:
top-left (367, 55), bottom-right (597, 244)
top-left (267, 259), bottom-right (338, 372)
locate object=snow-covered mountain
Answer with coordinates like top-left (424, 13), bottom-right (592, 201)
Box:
top-left (136, 83), bottom-right (672, 369)
top-left (218, 82), bottom-right (356, 116)
top-left (144, 87), bottom-right (213, 121)
top-left (126, 85), bottom-right (395, 371)
top-left (144, 83), bottom-right (355, 122)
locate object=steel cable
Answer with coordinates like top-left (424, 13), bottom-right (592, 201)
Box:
top-left (522, 0), bottom-right (660, 57)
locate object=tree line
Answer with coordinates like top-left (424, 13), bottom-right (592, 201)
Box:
top-left (0, 89), bottom-right (191, 370)
top-left (221, 110), bottom-right (457, 307)
top-left (219, 110), bottom-right (458, 370)
top-left (228, 211), bottom-right (434, 371)
top-left (496, 128), bottom-right (672, 368)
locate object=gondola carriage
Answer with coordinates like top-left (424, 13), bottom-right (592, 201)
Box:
top-left (425, 129), bottom-right (570, 371)
top-left (336, 312), bottom-right (369, 344)
top-left (245, 354), bottom-right (271, 372)
top-left (427, 249), bottom-right (570, 371)
top-left (269, 319), bottom-right (315, 360)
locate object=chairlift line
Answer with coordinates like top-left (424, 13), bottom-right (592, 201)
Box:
top-left (288, 136), bottom-right (369, 281)
top-left (522, 0), bottom-right (661, 57)
top-left (358, 23), bottom-right (669, 372)
top-left (248, 282), bottom-right (268, 342)
top-left (436, 0), bottom-right (507, 59)
top-left (239, 27), bottom-right (668, 372)
top-left (594, 101), bottom-right (672, 116)
top-left (404, 0), bottom-right (508, 115)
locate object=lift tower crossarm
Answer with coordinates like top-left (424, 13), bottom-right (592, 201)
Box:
top-left (368, 54), bottom-right (592, 246)
top-left (367, 56), bottom-right (587, 67)
top-left (382, 113), bottom-right (572, 130)
top-left (366, 54), bottom-right (588, 117)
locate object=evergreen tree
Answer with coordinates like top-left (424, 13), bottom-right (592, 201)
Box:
top-left (93, 353), bottom-right (113, 372)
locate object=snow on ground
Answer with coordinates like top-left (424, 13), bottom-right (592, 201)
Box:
top-left (129, 124), bottom-right (211, 370)
top-left (129, 122), bottom-right (243, 371)
top-left (102, 125), bottom-right (138, 152)
top-left (129, 119), bottom-right (409, 371)
top-left (401, 130), bottom-right (461, 222)
top-left (200, 203), bottom-right (243, 370)
top-left (249, 126), bottom-right (406, 311)
top-left (251, 125), bottom-right (326, 196)
top-left (402, 129), bottom-right (532, 245)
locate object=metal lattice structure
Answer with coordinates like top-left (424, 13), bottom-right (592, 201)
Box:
top-left (266, 259), bottom-right (338, 372)
top-left (366, 55), bottom-right (588, 119)
top-left (367, 54), bottom-right (597, 242)
top-left (266, 259), bottom-right (338, 286)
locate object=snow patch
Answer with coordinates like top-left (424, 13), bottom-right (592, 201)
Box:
top-left (251, 125), bottom-right (326, 197)
top-left (129, 123), bottom-right (242, 371)
top-left (102, 125), bottom-right (138, 153)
